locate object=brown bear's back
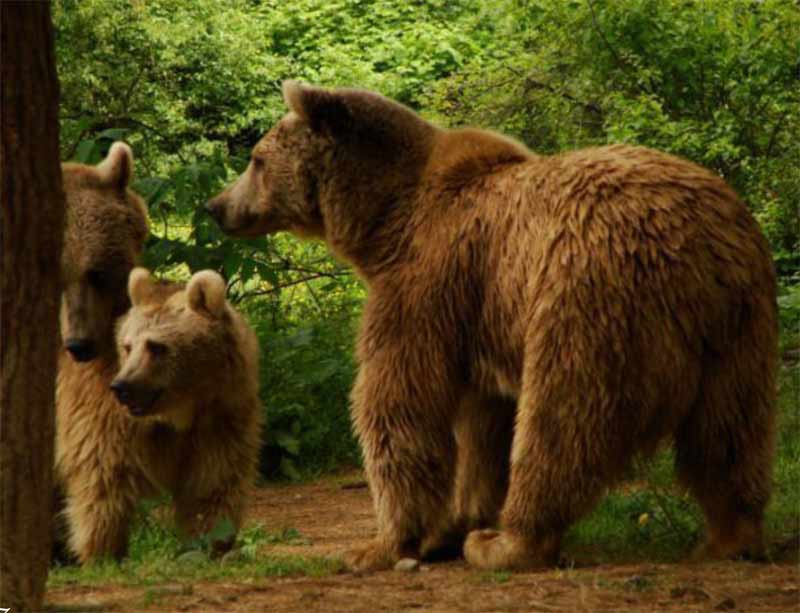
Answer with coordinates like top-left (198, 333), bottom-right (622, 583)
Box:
top-left (376, 142), bottom-right (775, 438)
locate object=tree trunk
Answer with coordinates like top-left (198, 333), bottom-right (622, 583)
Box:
top-left (0, 3), bottom-right (64, 610)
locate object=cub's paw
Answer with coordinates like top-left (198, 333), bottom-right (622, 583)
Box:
top-left (343, 539), bottom-right (397, 572)
top-left (464, 529), bottom-right (555, 571)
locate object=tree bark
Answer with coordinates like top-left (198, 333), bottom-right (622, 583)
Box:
top-left (1, 3), bottom-right (64, 610)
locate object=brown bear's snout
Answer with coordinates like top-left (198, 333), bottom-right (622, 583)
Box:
top-left (65, 338), bottom-right (97, 362)
top-left (110, 379), bottom-right (162, 417)
top-left (204, 197), bottom-right (226, 224)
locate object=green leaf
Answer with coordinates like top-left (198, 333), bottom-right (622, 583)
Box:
top-left (275, 431), bottom-right (301, 455)
top-left (279, 456), bottom-right (302, 481)
top-left (74, 139), bottom-right (98, 164)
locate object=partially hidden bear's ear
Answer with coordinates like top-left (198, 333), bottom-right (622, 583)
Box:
top-left (96, 141), bottom-right (133, 190)
top-left (128, 267), bottom-right (153, 308)
top-left (282, 80), bottom-right (352, 137)
top-left (186, 270), bottom-right (227, 319)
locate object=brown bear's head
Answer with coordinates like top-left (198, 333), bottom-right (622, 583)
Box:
top-left (205, 81), bottom-right (437, 261)
top-left (111, 268), bottom-right (236, 426)
top-left (61, 142), bottom-right (148, 362)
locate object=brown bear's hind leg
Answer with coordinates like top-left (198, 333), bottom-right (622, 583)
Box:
top-left (422, 389), bottom-right (514, 561)
top-left (675, 336), bottom-right (776, 562)
top-left (464, 348), bottom-right (632, 570)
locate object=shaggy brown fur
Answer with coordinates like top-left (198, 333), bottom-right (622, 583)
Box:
top-left (57, 266), bottom-right (262, 563)
top-left (207, 82), bottom-right (778, 571)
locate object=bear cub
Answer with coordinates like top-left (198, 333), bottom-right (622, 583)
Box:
top-left (59, 266), bottom-right (262, 562)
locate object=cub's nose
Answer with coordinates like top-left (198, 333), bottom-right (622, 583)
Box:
top-left (65, 338), bottom-right (97, 362)
top-left (109, 379), bottom-right (131, 404)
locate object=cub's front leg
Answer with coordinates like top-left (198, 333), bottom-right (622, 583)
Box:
top-left (173, 446), bottom-right (252, 555)
top-left (63, 474), bottom-right (137, 564)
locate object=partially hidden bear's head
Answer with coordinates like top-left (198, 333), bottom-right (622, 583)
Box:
top-left (61, 142), bottom-right (148, 362)
top-left (205, 80), bottom-right (436, 242)
top-left (111, 268), bottom-right (232, 424)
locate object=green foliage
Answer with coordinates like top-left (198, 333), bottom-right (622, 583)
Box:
top-left (779, 282), bottom-right (800, 334)
top-left (771, 359), bottom-right (800, 539)
top-left (475, 570), bottom-right (513, 584)
top-left (566, 471), bottom-right (702, 561)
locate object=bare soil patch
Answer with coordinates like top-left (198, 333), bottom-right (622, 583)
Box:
top-left (46, 474), bottom-right (800, 612)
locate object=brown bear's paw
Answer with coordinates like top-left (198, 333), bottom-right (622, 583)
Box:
top-left (690, 519), bottom-right (766, 563)
top-left (343, 539), bottom-right (398, 572)
top-left (690, 537), bottom-right (767, 563)
top-left (464, 529), bottom-right (556, 571)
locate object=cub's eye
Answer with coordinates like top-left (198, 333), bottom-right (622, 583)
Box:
top-left (146, 340), bottom-right (168, 357)
top-left (251, 156), bottom-right (264, 169)
top-left (123, 343), bottom-right (132, 354)
top-left (86, 269), bottom-right (109, 290)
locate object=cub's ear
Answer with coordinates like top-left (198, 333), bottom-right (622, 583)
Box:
top-left (128, 267), bottom-right (153, 307)
top-left (187, 270), bottom-right (227, 319)
top-left (96, 141), bottom-right (133, 190)
top-left (282, 80), bottom-right (352, 136)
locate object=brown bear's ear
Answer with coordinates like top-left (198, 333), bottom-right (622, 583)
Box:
top-left (186, 270), bottom-right (227, 319)
top-left (128, 267), bottom-right (153, 307)
top-left (96, 141), bottom-right (133, 190)
top-left (282, 80), bottom-right (352, 137)
top-left (283, 80), bottom-right (434, 153)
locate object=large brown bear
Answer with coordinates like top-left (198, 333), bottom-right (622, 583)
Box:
top-left (206, 82), bottom-right (778, 571)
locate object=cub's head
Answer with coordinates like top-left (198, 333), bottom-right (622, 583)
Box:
top-left (205, 81), bottom-right (436, 245)
top-left (112, 268), bottom-right (235, 423)
top-left (61, 142), bottom-right (148, 362)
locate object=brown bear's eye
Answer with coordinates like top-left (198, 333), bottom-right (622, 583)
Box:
top-left (87, 269), bottom-right (108, 290)
top-left (146, 340), bottom-right (168, 357)
top-left (251, 156), bottom-right (264, 170)
top-left (123, 343), bottom-right (132, 354)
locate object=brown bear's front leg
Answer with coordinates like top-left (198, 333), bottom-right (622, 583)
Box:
top-left (345, 344), bottom-right (458, 572)
top-left (64, 485), bottom-right (135, 564)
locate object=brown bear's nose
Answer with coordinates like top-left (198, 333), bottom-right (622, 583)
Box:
top-left (65, 338), bottom-right (97, 362)
top-left (205, 198), bottom-right (224, 223)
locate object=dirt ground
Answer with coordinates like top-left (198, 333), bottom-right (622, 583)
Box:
top-left (47, 474), bottom-right (799, 612)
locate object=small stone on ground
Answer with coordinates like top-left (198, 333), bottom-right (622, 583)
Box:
top-left (394, 558), bottom-right (420, 572)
